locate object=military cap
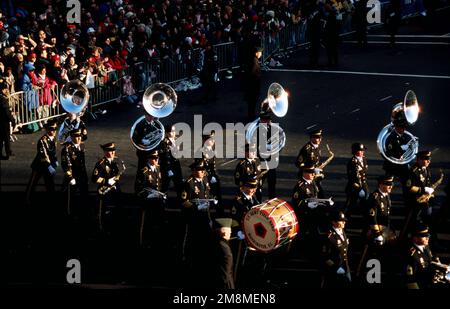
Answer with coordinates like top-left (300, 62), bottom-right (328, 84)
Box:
top-left (44, 120), bottom-right (58, 130)
top-left (242, 174), bottom-right (259, 189)
top-left (202, 130), bottom-right (215, 141)
top-left (309, 129), bottom-right (323, 138)
top-left (189, 159), bottom-right (206, 171)
top-left (213, 218), bottom-right (233, 229)
top-left (412, 223), bottom-right (430, 238)
top-left (259, 102), bottom-right (272, 120)
top-left (101, 142), bottom-right (116, 151)
top-left (393, 118), bottom-right (408, 128)
top-left (254, 46), bottom-right (263, 54)
top-left (69, 128), bottom-right (82, 137)
top-left (351, 142), bottom-right (367, 154)
top-left (245, 143), bottom-right (257, 152)
top-left (378, 175), bottom-right (394, 186)
top-left (330, 211), bottom-right (347, 222)
top-left (164, 124), bottom-right (175, 132)
top-left (146, 149), bottom-right (159, 159)
top-left (302, 163), bottom-right (316, 174)
top-left (416, 150), bottom-right (431, 160)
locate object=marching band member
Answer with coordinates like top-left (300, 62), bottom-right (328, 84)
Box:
top-left (134, 149), bottom-right (165, 247)
top-left (234, 143), bottom-right (262, 201)
top-left (132, 111), bottom-right (158, 170)
top-left (60, 128), bottom-right (88, 215)
top-left (92, 142), bottom-right (125, 232)
top-left (159, 124), bottom-right (183, 199)
top-left (57, 112), bottom-right (88, 144)
top-left (25, 120), bottom-right (59, 205)
top-left (345, 143), bottom-right (369, 217)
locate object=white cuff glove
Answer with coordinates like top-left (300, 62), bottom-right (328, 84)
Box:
top-left (336, 267), bottom-right (346, 275)
top-left (374, 235), bottom-right (384, 244)
top-left (197, 202), bottom-right (209, 211)
top-left (168, 170), bottom-right (174, 177)
top-left (424, 187), bottom-right (434, 195)
top-left (48, 165), bottom-right (56, 175)
top-left (141, 138), bottom-right (151, 146)
top-left (314, 168), bottom-right (322, 174)
top-left (107, 178), bottom-right (116, 186)
top-left (358, 189), bottom-right (366, 198)
top-left (307, 201), bottom-right (318, 209)
top-left (69, 178), bottom-right (76, 186)
top-left (400, 145), bottom-right (409, 151)
top-left (210, 176), bottom-right (217, 184)
top-left (237, 231), bottom-right (246, 240)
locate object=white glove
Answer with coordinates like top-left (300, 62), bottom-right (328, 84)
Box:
top-left (266, 144), bottom-right (272, 152)
top-left (374, 235), bottom-right (384, 244)
top-left (147, 192), bottom-right (158, 199)
top-left (54, 161), bottom-right (59, 168)
top-left (358, 189), bottom-right (366, 198)
top-left (197, 202), bottom-right (209, 211)
top-left (107, 178), bottom-right (116, 186)
top-left (307, 201), bottom-right (318, 209)
top-left (336, 267), bottom-right (346, 275)
top-left (48, 165), bottom-right (56, 175)
top-left (237, 231), bottom-right (246, 240)
top-left (314, 168), bottom-right (322, 174)
top-left (210, 176), bottom-right (217, 184)
top-left (400, 144), bottom-right (409, 151)
top-left (168, 170), bottom-right (174, 177)
top-left (141, 138), bottom-right (151, 146)
top-left (69, 178), bottom-right (76, 186)
top-left (424, 187), bottom-right (434, 195)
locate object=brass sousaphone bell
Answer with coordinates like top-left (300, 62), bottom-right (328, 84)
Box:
top-left (377, 90), bottom-right (420, 165)
top-left (60, 80), bottom-right (90, 115)
top-left (130, 83), bottom-right (177, 151)
top-left (246, 82), bottom-right (288, 156)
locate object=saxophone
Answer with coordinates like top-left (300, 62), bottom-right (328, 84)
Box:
top-left (98, 159), bottom-right (126, 195)
top-left (417, 170), bottom-right (444, 203)
top-left (315, 144), bottom-right (334, 178)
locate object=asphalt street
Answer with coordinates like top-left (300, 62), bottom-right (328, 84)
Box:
top-left (1, 8), bottom-right (449, 291)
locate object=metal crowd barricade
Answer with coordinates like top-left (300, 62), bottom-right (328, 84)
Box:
top-left (9, 85), bottom-right (63, 131)
top-left (215, 41), bottom-right (240, 72)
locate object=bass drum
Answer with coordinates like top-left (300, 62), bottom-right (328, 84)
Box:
top-left (242, 198), bottom-right (298, 253)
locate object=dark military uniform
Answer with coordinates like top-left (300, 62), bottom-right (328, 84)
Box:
top-left (345, 155), bottom-right (369, 215)
top-left (295, 141), bottom-right (321, 174)
top-left (322, 227), bottom-right (351, 287)
top-left (57, 116), bottom-right (88, 143)
top-left (210, 218), bottom-right (235, 289)
top-left (231, 191), bottom-right (260, 230)
top-left (366, 189), bottom-right (393, 241)
top-left (198, 144), bottom-right (222, 210)
top-left (181, 169), bottom-right (213, 266)
top-left (244, 46), bottom-right (262, 120)
top-left (234, 158), bottom-right (262, 200)
top-left (405, 162), bottom-right (432, 227)
top-left (131, 116), bottom-right (159, 170)
top-left (159, 136), bottom-right (183, 198)
top-left (134, 152), bottom-right (165, 247)
top-left (92, 147), bottom-right (124, 231)
top-left (26, 124), bottom-right (59, 203)
top-left (382, 129), bottom-right (412, 182)
top-left (405, 244), bottom-right (437, 289)
top-left (292, 177), bottom-right (321, 238)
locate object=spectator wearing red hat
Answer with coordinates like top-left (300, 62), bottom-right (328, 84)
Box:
top-left (49, 53), bottom-right (69, 87)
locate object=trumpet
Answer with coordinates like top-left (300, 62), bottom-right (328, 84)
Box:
top-left (305, 197), bottom-right (334, 209)
top-left (139, 187), bottom-right (167, 200)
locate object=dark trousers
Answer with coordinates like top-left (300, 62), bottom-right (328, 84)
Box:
top-left (25, 169), bottom-right (55, 204)
top-left (261, 168), bottom-right (277, 199)
top-left (0, 127), bottom-right (12, 157)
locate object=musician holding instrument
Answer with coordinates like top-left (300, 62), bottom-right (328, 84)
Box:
top-left (57, 112), bottom-right (88, 144)
top-left (181, 159), bottom-right (215, 271)
top-left (133, 111), bottom-right (159, 170)
top-left (234, 143), bottom-right (262, 201)
top-left (382, 118), bottom-right (412, 184)
top-left (92, 142), bottom-right (124, 232)
top-left (404, 150), bottom-right (443, 242)
top-left (134, 149), bottom-right (165, 248)
top-left (405, 224), bottom-right (442, 289)
top-left (25, 120), bottom-right (59, 205)
top-left (231, 176), bottom-right (260, 239)
top-left (60, 128), bottom-right (88, 216)
top-left (321, 211), bottom-right (351, 288)
top-left (345, 143), bottom-right (369, 217)
top-left (292, 164), bottom-right (321, 243)
top-left (295, 129), bottom-right (333, 198)
top-left (159, 124), bottom-right (183, 199)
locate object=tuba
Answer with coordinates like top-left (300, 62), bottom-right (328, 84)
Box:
top-left (245, 83), bottom-right (288, 156)
top-left (60, 80), bottom-right (90, 115)
top-left (130, 83), bottom-right (177, 151)
top-left (377, 90), bottom-right (420, 165)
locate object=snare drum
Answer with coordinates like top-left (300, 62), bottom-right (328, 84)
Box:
top-left (242, 198), bottom-right (298, 253)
